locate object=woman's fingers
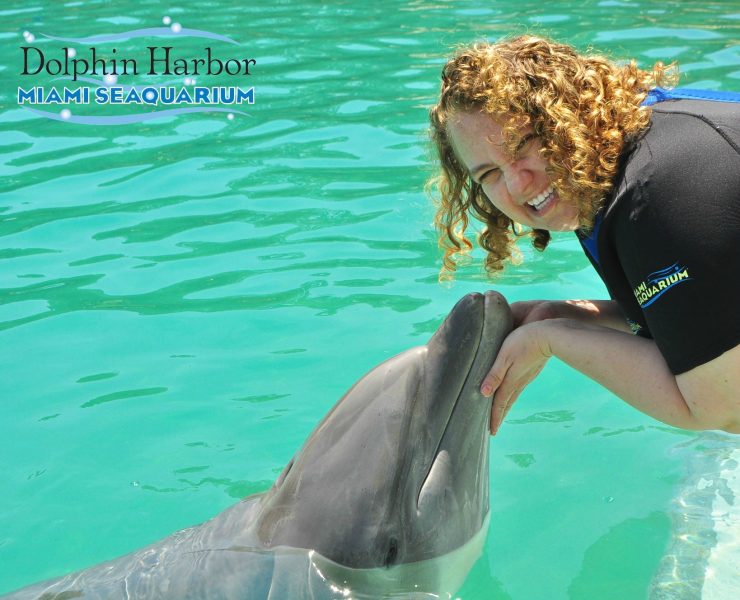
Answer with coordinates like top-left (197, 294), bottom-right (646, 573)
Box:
top-left (491, 387), bottom-right (521, 434)
top-left (491, 372), bottom-right (530, 434)
top-left (484, 348), bottom-right (523, 435)
top-left (480, 359), bottom-right (505, 397)
top-left (496, 365), bottom-right (545, 430)
top-left (480, 323), bottom-right (552, 435)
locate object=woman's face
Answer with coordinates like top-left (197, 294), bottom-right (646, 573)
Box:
top-left (446, 110), bottom-right (580, 232)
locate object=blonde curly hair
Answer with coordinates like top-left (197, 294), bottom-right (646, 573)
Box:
top-left (428, 35), bottom-right (677, 277)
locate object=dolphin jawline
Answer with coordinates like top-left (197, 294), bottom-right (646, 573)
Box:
top-left (416, 291), bottom-right (503, 511)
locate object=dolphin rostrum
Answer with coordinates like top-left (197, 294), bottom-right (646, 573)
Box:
top-left (2, 291), bottom-right (512, 599)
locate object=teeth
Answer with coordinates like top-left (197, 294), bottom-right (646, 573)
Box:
top-left (527, 186), bottom-right (554, 210)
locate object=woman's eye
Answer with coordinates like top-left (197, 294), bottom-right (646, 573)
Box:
top-left (515, 134), bottom-right (536, 155)
top-left (479, 169), bottom-right (500, 183)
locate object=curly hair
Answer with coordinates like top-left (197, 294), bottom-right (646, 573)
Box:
top-left (428, 35), bottom-right (677, 277)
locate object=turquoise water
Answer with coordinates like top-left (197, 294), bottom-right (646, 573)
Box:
top-left (1, 0), bottom-right (739, 597)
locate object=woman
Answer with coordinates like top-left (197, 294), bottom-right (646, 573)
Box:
top-left (428, 35), bottom-right (739, 435)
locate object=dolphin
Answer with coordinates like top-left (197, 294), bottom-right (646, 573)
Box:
top-left (2, 291), bottom-right (512, 600)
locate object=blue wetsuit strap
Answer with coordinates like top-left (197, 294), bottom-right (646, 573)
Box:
top-left (644, 87), bottom-right (740, 106)
top-left (580, 211), bottom-right (603, 264)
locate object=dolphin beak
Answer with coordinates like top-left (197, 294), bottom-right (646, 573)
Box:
top-left (416, 291), bottom-right (512, 510)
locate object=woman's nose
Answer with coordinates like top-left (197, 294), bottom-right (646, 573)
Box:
top-left (504, 165), bottom-right (534, 199)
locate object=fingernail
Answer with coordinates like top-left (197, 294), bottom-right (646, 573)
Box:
top-left (481, 385), bottom-right (491, 396)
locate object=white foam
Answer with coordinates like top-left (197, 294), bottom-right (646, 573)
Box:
top-left (701, 448), bottom-right (740, 599)
top-left (650, 435), bottom-right (740, 600)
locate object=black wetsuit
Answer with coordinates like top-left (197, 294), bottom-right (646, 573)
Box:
top-left (577, 90), bottom-right (740, 374)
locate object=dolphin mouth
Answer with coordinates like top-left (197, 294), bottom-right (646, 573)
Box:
top-left (462, 290), bottom-right (510, 407)
top-left (416, 291), bottom-right (508, 509)
top-left (435, 290), bottom-right (503, 441)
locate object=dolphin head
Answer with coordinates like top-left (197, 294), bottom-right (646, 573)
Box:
top-left (254, 291), bottom-right (512, 569)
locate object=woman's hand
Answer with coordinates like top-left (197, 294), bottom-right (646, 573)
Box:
top-left (480, 321), bottom-right (554, 435)
top-left (479, 299), bottom-right (631, 436)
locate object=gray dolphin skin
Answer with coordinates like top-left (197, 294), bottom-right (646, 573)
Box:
top-left (3, 291), bottom-right (512, 600)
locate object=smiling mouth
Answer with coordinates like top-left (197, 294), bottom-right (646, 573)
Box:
top-left (526, 185), bottom-right (556, 212)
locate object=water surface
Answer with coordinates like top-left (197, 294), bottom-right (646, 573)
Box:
top-left (1, 1), bottom-right (739, 598)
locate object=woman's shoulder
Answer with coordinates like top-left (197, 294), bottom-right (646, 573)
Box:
top-left (602, 100), bottom-right (740, 245)
top-left (649, 99), bottom-right (740, 154)
top-left (650, 97), bottom-right (740, 152)
top-left (613, 100), bottom-right (740, 211)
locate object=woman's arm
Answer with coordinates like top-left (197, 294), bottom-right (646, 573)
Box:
top-left (481, 317), bottom-right (740, 435)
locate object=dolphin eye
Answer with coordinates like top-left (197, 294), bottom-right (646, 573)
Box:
top-left (385, 538), bottom-right (399, 568)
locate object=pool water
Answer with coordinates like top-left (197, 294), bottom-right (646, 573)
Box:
top-left (1, 0), bottom-right (738, 598)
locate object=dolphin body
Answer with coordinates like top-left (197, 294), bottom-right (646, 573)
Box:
top-left (3, 291), bottom-right (512, 600)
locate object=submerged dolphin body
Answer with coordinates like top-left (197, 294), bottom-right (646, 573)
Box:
top-left (3, 291), bottom-right (512, 599)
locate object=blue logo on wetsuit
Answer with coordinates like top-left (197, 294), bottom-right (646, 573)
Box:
top-left (633, 263), bottom-right (691, 308)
